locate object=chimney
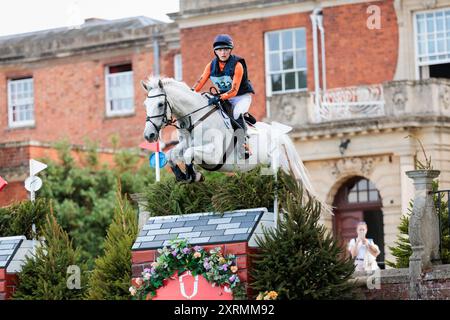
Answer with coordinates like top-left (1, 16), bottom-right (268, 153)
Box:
top-left (83, 17), bottom-right (106, 24)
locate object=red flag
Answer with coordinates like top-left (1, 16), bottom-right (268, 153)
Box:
top-left (139, 141), bottom-right (159, 152)
top-left (0, 176), bottom-right (7, 192)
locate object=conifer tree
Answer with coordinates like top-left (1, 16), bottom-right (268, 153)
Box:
top-left (86, 191), bottom-right (138, 300)
top-left (250, 170), bottom-right (356, 299)
top-left (13, 211), bottom-right (86, 300)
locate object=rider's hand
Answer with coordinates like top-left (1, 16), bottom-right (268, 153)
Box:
top-left (208, 95), bottom-right (221, 105)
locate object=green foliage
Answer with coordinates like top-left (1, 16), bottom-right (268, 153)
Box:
top-left (250, 170), bottom-right (356, 300)
top-left (144, 165), bottom-right (275, 216)
top-left (0, 199), bottom-right (49, 238)
top-left (387, 181), bottom-right (450, 268)
top-left (86, 191), bottom-right (138, 300)
top-left (13, 211), bottom-right (87, 300)
top-left (36, 139), bottom-right (156, 267)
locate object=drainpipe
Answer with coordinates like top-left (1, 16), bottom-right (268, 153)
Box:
top-left (153, 29), bottom-right (160, 76)
top-left (317, 12), bottom-right (327, 92)
top-left (310, 8), bottom-right (322, 121)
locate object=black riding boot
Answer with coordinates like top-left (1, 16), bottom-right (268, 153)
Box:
top-left (234, 114), bottom-right (250, 159)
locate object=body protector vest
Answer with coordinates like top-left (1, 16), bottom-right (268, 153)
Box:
top-left (209, 55), bottom-right (255, 96)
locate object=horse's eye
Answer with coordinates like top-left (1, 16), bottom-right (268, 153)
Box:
top-left (158, 102), bottom-right (164, 108)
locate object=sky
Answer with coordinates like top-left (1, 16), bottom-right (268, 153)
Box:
top-left (0, 0), bottom-right (180, 37)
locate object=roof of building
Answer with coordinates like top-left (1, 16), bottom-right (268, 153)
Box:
top-left (0, 16), bottom-right (163, 63)
top-left (170, 0), bottom-right (304, 20)
top-left (132, 208), bottom-right (267, 250)
top-left (0, 236), bottom-right (25, 269)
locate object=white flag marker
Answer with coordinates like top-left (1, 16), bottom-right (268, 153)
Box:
top-left (30, 159), bottom-right (48, 177)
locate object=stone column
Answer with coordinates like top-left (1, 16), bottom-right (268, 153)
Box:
top-left (405, 170), bottom-right (441, 299)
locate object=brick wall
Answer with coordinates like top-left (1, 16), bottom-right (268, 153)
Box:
top-left (0, 268), bottom-right (17, 300)
top-left (355, 265), bottom-right (450, 300)
top-left (0, 181), bottom-right (28, 207)
top-left (0, 142), bottom-right (148, 207)
top-left (179, 0), bottom-right (398, 120)
top-left (1, 47), bottom-right (177, 150)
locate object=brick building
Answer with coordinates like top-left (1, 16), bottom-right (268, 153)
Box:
top-left (0, 17), bottom-right (179, 206)
top-left (2, 0), bottom-right (450, 267)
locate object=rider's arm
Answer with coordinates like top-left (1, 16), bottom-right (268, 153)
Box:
top-left (220, 62), bottom-right (243, 100)
top-left (192, 62), bottom-right (212, 92)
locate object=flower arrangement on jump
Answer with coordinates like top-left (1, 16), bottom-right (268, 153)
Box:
top-left (256, 291), bottom-right (278, 300)
top-left (129, 239), bottom-right (241, 300)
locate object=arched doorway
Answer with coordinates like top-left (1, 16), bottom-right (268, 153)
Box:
top-left (332, 176), bottom-right (385, 268)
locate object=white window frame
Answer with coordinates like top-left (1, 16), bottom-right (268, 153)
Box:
top-left (174, 54), bottom-right (183, 81)
top-left (264, 27), bottom-right (308, 96)
top-left (105, 64), bottom-right (135, 117)
top-left (414, 7), bottom-right (450, 79)
top-left (8, 77), bottom-right (35, 128)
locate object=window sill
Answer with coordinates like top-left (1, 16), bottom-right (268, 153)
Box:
top-left (6, 123), bottom-right (36, 131)
top-left (105, 111), bottom-right (136, 119)
top-left (268, 88), bottom-right (308, 96)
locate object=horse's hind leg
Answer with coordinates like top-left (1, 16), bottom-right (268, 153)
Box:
top-left (183, 147), bottom-right (204, 183)
top-left (186, 163), bottom-right (204, 183)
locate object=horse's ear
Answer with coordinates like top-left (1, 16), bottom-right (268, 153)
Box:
top-left (141, 80), bottom-right (150, 92)
top-left (158, 79), bottom-right (163, 89)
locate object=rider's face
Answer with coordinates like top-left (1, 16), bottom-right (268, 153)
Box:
top-left (215, 48), bottom-right (232, 61)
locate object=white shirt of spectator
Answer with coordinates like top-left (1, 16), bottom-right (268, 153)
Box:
top-left (348, 238), bottom-right (375, 272)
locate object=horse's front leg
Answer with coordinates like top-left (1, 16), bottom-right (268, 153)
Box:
top-left (166, 140), bottom-right (189, 182)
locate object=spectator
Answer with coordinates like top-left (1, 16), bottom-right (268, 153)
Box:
top-left (348, 221), bottom-right (380, 272)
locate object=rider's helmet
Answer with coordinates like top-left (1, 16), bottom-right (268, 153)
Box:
top-left (213, 34), bottom-right (234, 50)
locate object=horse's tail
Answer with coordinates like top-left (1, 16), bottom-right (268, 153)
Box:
top-left (278, 133), bottom-right (335, 216)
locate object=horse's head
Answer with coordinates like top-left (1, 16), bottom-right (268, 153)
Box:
top-left (142, 78), bottom-right (170, 142)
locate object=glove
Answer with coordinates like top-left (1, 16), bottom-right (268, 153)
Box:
top-left (208, 95), bottom-right (221, 105)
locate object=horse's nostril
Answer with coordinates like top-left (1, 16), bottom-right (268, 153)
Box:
top-left (149, 133), bottom-right (155, 139)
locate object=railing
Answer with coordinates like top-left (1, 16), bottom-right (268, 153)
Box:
top-left (265, 79), bottom-right (450, 127)
top-left (311, 84), bottom-right (385, 123)
top-left (432, 189), bottom-right (450, 257)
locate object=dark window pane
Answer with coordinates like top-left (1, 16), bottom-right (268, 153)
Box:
top-left (284, 72), bottom-right (295, 90)
top-left (109, 63), bottom-right (132, 73)
top-left (282, 51), bottom-right (294, 69)
top-left (297, 71), bottom-right (307, 88)
top-left (271, 74), bottom-right (282, 92)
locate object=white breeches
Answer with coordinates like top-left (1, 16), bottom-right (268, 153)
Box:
top-left (228, 93), bottom-right (252, 119)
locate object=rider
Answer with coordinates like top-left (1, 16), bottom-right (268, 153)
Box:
top-left (192, 34), bottom-right (255, 159)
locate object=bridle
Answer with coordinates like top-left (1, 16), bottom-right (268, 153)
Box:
top-left (145, 89), bottom-right (219, 133)
top-left (145, 92), bottom-right (176, 133)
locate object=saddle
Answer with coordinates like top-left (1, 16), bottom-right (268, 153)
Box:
top-left (219, 99), bottom-right (257, 130)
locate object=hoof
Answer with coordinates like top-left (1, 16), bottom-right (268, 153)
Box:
top-left (196, 172), bottom-right (205, 182)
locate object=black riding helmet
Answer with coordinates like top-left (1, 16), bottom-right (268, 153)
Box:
top-left (213, 34), bottom-right (234, 50)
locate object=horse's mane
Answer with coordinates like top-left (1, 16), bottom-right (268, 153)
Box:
top-left (144, 75), bottom-right (192, 92)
